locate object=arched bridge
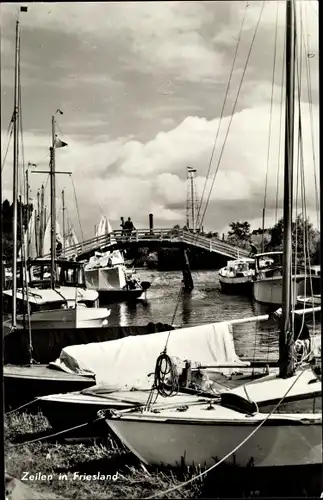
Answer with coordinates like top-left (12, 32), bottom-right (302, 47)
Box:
top-left (54, 228), bottom-right (250, 261)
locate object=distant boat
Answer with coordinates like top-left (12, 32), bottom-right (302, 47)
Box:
top-left (218, 257), bottom-right (255, 295)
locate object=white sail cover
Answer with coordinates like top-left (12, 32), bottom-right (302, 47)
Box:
top-left (95, 215), bottom-right (113, 238)
top-left (89, 215), bottom-right (123, 266)
top-left (19, 206), bottom-right (37, 259)
top-left (43, 219), bottom-right (64, 256)
top-left (50, 321), bottom-right (248, 391)
top-left (65, 227), bottom-right (79, 249)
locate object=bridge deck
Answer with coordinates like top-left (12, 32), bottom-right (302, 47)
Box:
top-left (53, 229), bottom-right (250, 261)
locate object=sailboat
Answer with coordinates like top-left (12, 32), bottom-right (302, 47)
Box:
top-left (84, 215), bottom-right (150, 303)
top-left (1, 16), bottom-right (111, 330)
top-left (102, 0), bottom-right (322, 472)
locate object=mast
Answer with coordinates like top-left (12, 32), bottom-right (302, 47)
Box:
top-left (279, 0), bottom-right (296, 378)
top-left (50, 115), bottom-right (56, 287)
top-left (40, 184), bottom-right (44, 257)
top-left (11, 19), bottom-right (20, 328)
top-left (37, 189), bottom-right (40, 255)
top-left (62, 189), bottom-right (66, 256)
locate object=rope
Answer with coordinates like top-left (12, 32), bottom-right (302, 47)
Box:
top-left (8, 417), bottom-right (102, 447)
top-left (196, 1), bottom-right (249, 228)
top-left (153, 352), bottom-right (179, 398)
top-left (144, 287), bottom-right (185, 409)
top-left (5, 398), bottom-right (38, 415)
top-left (1, 120), bottom-right (14, 172)
top-left (302, 5), bottom-right (319, 229)
top-left (262, 0), bottom-right (279, 246)
top-left (198, 1), bottom-right (265, 230)
top-left (145, 366), bottom-right (309, 499)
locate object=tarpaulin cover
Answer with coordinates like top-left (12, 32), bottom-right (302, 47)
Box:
top-left (50, 321), bottom-right (246, 391)
top-left (3, 322), bottom-right (173, 365)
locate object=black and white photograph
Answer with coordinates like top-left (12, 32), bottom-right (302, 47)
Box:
top-left (1, 1), bottom-right (321, 499)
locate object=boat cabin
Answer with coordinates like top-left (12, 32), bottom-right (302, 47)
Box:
top-left (222, 258), bottom-right (255, 278)
top-left (254, 251), bottom-right (283, 279)
top-left (5, 259), bottom-right (87, 290)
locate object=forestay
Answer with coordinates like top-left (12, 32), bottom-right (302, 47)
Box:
top-left (50, 321), bottom-right (248, 391)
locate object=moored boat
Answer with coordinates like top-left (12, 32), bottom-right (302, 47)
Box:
top-left (219, 257), bottom-right (255, 295)
top-left (252, 252), bottom-right (319, 306)
top-left (105, 367), bottom-right (321, 468)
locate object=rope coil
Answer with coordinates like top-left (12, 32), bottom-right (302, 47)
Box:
top-left (153, 351), bottom-right (179, 398)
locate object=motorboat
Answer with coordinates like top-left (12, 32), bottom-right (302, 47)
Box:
top-left (219, 257), bottom-right (255, 295)
top-left (84, 250), bottom-right (150, 304)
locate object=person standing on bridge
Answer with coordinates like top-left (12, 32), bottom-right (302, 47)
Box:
top-left (125, 217), bottom-right (135, 238)
top-left (120, 217), bottom-right (125, 237)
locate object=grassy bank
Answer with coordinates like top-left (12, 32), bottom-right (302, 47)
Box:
top-left (5, 412), bottom-right (201, 499)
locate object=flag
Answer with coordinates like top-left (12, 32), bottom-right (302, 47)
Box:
top-left (20, 6), bottom-right (28, 12)
top-left (55, 138), bottom-right (68, 148)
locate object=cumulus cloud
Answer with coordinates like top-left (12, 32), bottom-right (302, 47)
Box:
top-left (1, 1), bottom-right (319, 240)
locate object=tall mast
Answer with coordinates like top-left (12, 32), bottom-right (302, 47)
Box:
top-left (36, 189), bottom-right (40, 256)
top-left (50, 115), bottom-right (56, 287)
top-left (11, 19), bottom-right (20, 328)
top-left (279, 0), bottom-right (296, 378)
top-left (40, 184), bottom-right (44, 257)
top-left (62, 189), bottom-right (66, 257)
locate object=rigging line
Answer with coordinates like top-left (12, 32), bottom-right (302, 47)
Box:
top-left (145, 367), bottom-right (309, 500)
top-left (296, 27), bottom-right (314, 326)
top-left (302, 4), bottom-right (319, 229)
top-left (195, 1), bottom-right (250, 227)
top-left (199, 1), bottom-right (266, 229)
top-left (262, 0), bottom-right (279, 240)
top-left (274, 11), bottom-right (286, 225)
top-left (18, 38), bottom-right (26, 201)
top-left (1, 124), bottom-right (14, 172)
top-left (70, 174), bottom-right (85, 243)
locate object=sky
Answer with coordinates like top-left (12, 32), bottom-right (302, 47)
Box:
top-left (1, 1), bottom-right (319, 240)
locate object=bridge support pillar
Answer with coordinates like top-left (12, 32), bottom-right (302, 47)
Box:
top-left (182, 248), bottom-right (194, 292)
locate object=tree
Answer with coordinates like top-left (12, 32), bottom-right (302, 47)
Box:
top-left (267, 214), bottom-right (320, 263)
top-left (227, 221), bottom-right (251, 249)
top-left (2, 199), bottom-right (33, 261)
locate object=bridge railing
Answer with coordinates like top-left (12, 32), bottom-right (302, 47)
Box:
top-left (50, 228), bottom-right (249, 260)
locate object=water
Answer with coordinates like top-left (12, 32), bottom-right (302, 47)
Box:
top-left (106, 270), bottom-right (321, 361)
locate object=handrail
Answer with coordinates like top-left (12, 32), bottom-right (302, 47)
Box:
top-left (45, 228), bottom-right (250, 260)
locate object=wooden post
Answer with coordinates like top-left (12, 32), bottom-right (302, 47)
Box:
top-left (182, 247), bottom-right (194, 292)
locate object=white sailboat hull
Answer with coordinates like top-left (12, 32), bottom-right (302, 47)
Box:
top-left (16, 307), bottom-right (110, 329)
top-left (106, 370), bottom-right (322, 468)
top-left (253, 275), bottom-right (317, 306)
top-left (107, 412), bottom-right (321, 468)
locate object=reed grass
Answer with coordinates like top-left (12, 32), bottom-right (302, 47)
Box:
top-left (5, 411), bottom-right (201, 499)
